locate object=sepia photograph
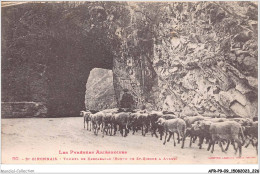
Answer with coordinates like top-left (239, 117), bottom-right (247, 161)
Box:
top-left (1, 0), bottom-right (259, 171)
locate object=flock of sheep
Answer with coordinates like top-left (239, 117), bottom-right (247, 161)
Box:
top-left (80, 108), bottom-right (258, 157)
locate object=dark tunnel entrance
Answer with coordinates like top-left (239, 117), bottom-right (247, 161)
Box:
top-left (46, 46), bottom-right (114, 117)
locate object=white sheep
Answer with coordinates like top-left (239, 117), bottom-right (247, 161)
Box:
top-left (80, 110), bottom-right (92, 130)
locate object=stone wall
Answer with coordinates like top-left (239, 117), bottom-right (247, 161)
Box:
top-left (2, 102), bottom-right (47, 118)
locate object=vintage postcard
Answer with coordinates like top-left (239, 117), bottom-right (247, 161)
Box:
top-left (1, 0), bottom-right (258, 167)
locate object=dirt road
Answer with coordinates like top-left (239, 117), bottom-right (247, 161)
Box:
top-left (1, 117), bottom-right (258, 164)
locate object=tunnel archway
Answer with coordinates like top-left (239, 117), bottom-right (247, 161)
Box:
top-left (46, 43), bottom-right (114, 117)
top-left (85, 68), bottom-right (116, 111)
top-left (1, 2), bottom-right (158, 118)
top-left (2, 2), bottom-right (121, 117)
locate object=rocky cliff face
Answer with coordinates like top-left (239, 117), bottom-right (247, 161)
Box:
top-left (2, 2), bottom-right (257, 117)
top-left (153, 2), bottom-right (258, 118)
top-left (111, 2), bottom-right (258, 118)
